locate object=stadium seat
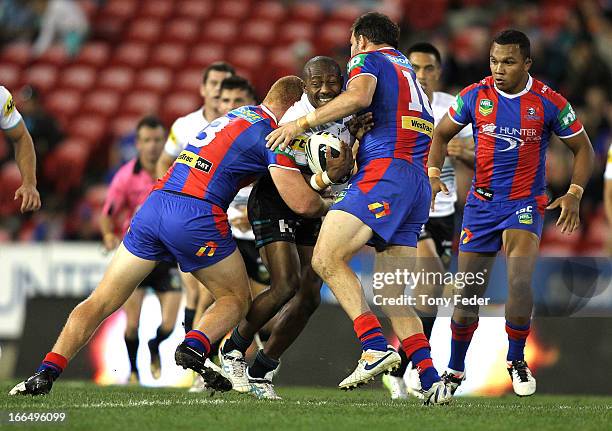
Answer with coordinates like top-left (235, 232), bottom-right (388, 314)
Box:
top-left (186, 44), bottom-right (226, 69)
top-left (45, 89), bottom-right (82, 125)
top-left (0, 42), bottom-right (31, 67)
top-left (252, 1), bottom-right (287, 22)
top-left (125, 19), bottom-right (162, 43)
top-left (404, 0), bottom-right (448, 30)
top-left (98, 66), bottom-right (135, 92)
top-left (290, 2), bottom-right (325, 23)
top-left (60, 65), bottom-right (97, 91)
top-left (112, 42), bottom-right (150, 68)
top-left (0, 162), bottom-right (22, 216)
top-left (175, 0), bottom-right (214, 20)
top-left (161, 92), bottom-right (201, 125)
top-left (140, 0), bottom-right (175, 19)
top-left (24, 64), bottom-right (58, 94)
top-left (175, 68), bottom-right (204, 93)
top-left (267, 47), bottom-right (298, 77)
top-left (101, 0), bottom-right (138, 20)
top-left (35, 44), bottom-right (69, 67)
top-left (0, 131), bottom-right (8, 161)
top-left (200, 19), bottom-right (239, 44)
top-left (69, 115), bottom-right (108, 149)
top-left (0, 64), bottom-right (20, 90)
top-left (76, 42), bottom-right (111, 68)
top-left (91, 16), bottom-right (126, 43)
top-left (228, 45), bottom-right (265, 71)
top-left (111, 115), bottom-right (142, 138)
top-left (123, 91), bottom-right (162, 116)
top-left (164, 18), bottom-right (200, 44)
top-left (279, 21), bottom-right (315, 44)
top-left (317, 21), bottom-right (352, 53)
top-left (329, 5), bottom-right (364, 24)
top-left (135, 68), bottom-right (173, 92)
top-left (242, 20), bottom-right (277, 47)
top-left (216, 0), bottom-right (251, 20)
top-left (150, 43), bottom-right (188, 69)
top-left (82, 90), bottom-right (121, 118)
top-left (43, 139), bottom-right (90, 193)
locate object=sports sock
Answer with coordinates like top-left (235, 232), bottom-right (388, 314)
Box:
top-left (208, 339), bottom-right (222, 359)
top-left (448, 319), bottom-right (478, 373)
top-left (402, 333), bottom-right (439, 390)
top-left (149, 327), bottom-right (173, 351)
top-left (184, 330), bottom-right (211, 356)
top-left (184, 307), bottom-right (196, 333)
top-left (221, 327), bottom-right (251, 355)
top-left (415, 309), bottom-right (436, 340)
top-left (37, 352), bottom-right (68, 380)
top-left (124, 336), bottom-right (139, 373)
top-left (389, 346), bottom-right (409, 377)
top-left (249, 350), bottom-right (280, 379)
top-left (505, 320), bottom-right (530, 363)
top-left (353, 311), bottom-right (388, 352)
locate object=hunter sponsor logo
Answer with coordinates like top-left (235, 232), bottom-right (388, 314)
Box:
top-left (176, 150), bottom-right (213, 173)
top-left (401, 116), bottom-right (433, 137)
top-left (479, 99), bottom-right (494, 116)
top-left (474, 186), bottom-right (494, 201)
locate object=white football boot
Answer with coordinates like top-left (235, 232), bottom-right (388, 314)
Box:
top-left (441, 369), bottom-right (465, 395)
top-left (421, 380), bottom-right (454, 405)
top-left (507, 360), bottom-right (536, 396)
top-left (338, 347), bottom-right (401, 390)
top-left (219, 345), bottom-right (251, 393)
top-left (382, 374), bottom-right (408, 399)
top-left (405, 364), bottom-right (425, 399)
top-left (248, 370), bottom-right (282, 400)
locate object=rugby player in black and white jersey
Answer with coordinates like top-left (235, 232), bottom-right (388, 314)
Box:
top-left (219, 56), bottom-right (368, 399)
top-left (382, 43), bottom-right (475, 399)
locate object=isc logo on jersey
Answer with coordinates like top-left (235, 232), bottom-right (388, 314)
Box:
top-left (515, 206), bottom-right (533, 225)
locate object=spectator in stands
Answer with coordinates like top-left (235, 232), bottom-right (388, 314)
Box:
top-left (31, 0), bottom-right (89, 57)
top-left (0, 0), bottom-right (40, 46)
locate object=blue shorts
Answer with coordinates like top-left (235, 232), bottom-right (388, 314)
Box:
top-left (332, 158), bottom-right (430, 250)
top-left (459, 194), bottom-right (546, 253)
top-left (123, 191), bottom-right (236, 272)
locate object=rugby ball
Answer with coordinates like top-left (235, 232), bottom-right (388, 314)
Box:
top-left (305, 131), bottom-right (342, 174)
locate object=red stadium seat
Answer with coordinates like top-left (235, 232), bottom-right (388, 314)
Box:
top-left (35, 44), bottom-right (69, 67)
top-left (111, 115), bottom-right (142, 138)
top-left (164, 18), bottom-right (199, 44)
top-left (290, 2), bottom-right (324, 23)
top-left (101, 0), bottom-right (138, 20)
top-left (112, 42), bottom-right (150, 68)
top-left (125, 19), bottom-right (162, 43)
top-left (45, 89), bottom-right (82, 125)
top-left (150, 43), bottom-right (188, 69)
top-left (317, 21), bottom-right (352, 53)
top-left (252, 1), bottom-right (287, 22)
top-left (135, 67), bottom-right (173, 92)
top-left (228, 45), bottom-right (264, 71)
top-left (242, 20), bottom-right (277, 47)
top-left (0, 162), bottom-right (22, 216)
top-left (279, 21), bottom-right (314, 44)
top-left (175, 0), bottom-right (214, 20)
top-left (174, 68), bottom-right (204, 92)
top-left (0, 42), bottom-right (31, 67)
top-left (141, 0), bottom-right (175, 19)
top-left (82, 90), bottom-right (121, 118)
top-left (91, 16), bottom-right (126, 43)
top-left (329, 5), bottom-right (364, 24)
top-left (186, 44), bottom-right (226, 69)
top-left (404, 0), bottom-right (448, 30)
top-left (200, 19), bottom-right (239, 45)
top-left (98, 66), bottom-right (135, 92)
top-left (76, 42), bottom-right (111, 68)
top-left (60, 65), bottom-right (97, 91)
top-left (267, 47), bottom-right (298, 77)
top-left (216, 0), bottom-right (250, 20)
top-left (69, 115), bottom-right (108, 149)
top-left (161, 92), bottom-right (201, 124)
top-left (44, 139), bottom-right (90, 193)
top-left (23, 64), bottom-right (58, 93)
top-left (123, 91), bottom-right (161, 116)
top-left (0, 64), bottom-right (20, 90)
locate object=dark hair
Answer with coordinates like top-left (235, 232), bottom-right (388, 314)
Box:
top-left (406, 42), bottom-right (442, 64)
top-left (202, 61), bottom-right (235, 84)
top-left (351, 12), bottom-right (399, 49)
top-left (136, 115), bottom-right (164, 133)
top-left (492, 29), bottom-right (531, 59)
top-left (303, 56), bottom-right (342, 79)
top-left (220, 75), bottom-right (257, 102)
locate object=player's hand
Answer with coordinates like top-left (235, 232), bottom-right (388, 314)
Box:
top-left (547, 193), bottom-right (581, 234)
top-left (230, 210), bottom-right (251, 233)
top-left (429, 177), bottom-right (449, 211)
top-left (103, 233), bottom-right (121, 251)
top-left (266, 120), bottom-right (304, 151)
top-left (348, 112), bottom-right (374, 141)
top-left (447, 139), bottom-right (465, 159)
top-left (14, 183), bottom-right (41, 213)
top-left (326, 141), bottom-right (353, 183)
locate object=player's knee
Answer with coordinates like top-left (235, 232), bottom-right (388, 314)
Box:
top-left (311, 249), bottom-right (335, 280)
top-left (271, 267), bottom-right (300, 298)
top-left (508, 271), bottom-right (533, 294)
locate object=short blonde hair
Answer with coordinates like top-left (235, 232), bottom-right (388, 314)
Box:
top-left (263, 76), bottom-right (304, 112)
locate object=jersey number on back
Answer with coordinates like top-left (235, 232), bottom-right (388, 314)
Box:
top-left (193, 116), bottom-right (231, 148)
top-left (401, 70), bottom-right (433, 116)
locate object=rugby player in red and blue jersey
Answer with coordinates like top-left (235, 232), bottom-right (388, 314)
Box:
top-left (10, 77), bottom-right (351, 396)
top-left (429, 30), bottom-right (594, 397)
top-left (267, 12), bottom-right (453, 405)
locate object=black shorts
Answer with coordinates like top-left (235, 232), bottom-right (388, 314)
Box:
top-left (236, 238), bottom-right (270, 285)
top-left (248, 174), bottom-right (322, 249)
top-left (139, 261), bottom-right (181, 292)
top-left (419, 214), bottom-right (454, 263)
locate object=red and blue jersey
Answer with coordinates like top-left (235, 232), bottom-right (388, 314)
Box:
top-left (347, 47), bottom-right (434, 174)
top-left (155, 105), bottom-right (299, 209)
top-left (449, 75), bottom-right (584, 202)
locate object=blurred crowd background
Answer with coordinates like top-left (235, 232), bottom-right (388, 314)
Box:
top-left (0, 0), bottom-right (610, 255)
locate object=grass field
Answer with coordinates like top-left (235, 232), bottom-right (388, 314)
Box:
top-left (1, 381), bottom-right (611, 431)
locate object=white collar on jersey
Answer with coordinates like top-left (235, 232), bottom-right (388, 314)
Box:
top-left (260, 104), bottom-right (278, 124)
top-left (377, 46), bottom-right (395, 51)
top-left (494, 74), bottom-right (533, 99)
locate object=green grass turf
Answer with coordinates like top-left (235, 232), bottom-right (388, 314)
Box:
top-left (1, 381), bottom-right (610, 431)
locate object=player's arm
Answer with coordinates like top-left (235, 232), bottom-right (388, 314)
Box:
top-left (428, 114), bottom-right (464, 209)
top-left (267, 75), bottom-right (377, 150)
top-left (447, 136), bottom-right (475, 168)
top-left (5, 120), bottom-right (41, 212)
top-left (155, 150), bottom-right (177, 179)
top-left (100, 173), bottom-right (127, 251)
top-left (269, 167), bottom-right (332, 218)
top-left (546, 131), bottom-right (594, 234)
top-left (309, 142), bottom-right (354, 191)
top-left (156, 123), bottom-right (183, 178)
